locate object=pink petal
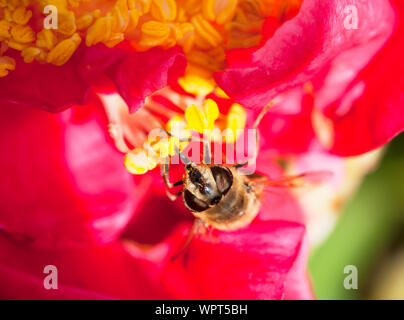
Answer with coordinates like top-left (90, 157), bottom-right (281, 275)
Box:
top-left (0, 103), bottom-right (142, 248)
top-left (0, 50), bottom-right (87, 113)
top-left (257, 87), bottom-right (316, 154)
top-left (283, 234), bottom-right (314, 300)
top-left (215, 0), bottom-right (395, 110)
top-left (121, 173), bottom-right (193, 245)
top-left (80, 44), bottom-right (186, 113)
top-left (182, 220), bottom-right (306, 299)
top-left (0, 232), bottom-right (177, 299)
top-left (319, 0), bottom-right (404, 155)
top-left (0, 43), bottom-right (186, 113)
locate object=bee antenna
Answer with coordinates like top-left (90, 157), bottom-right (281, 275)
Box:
top-left (174, 145), bottom-right (192, 165)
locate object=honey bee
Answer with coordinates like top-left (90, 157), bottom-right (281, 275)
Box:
top-left (159, 104), bottom-right (329, 259)
top-left (164, 161), bottom-right (327, 232)
top-left (182, 163), bottom-right (264, 231)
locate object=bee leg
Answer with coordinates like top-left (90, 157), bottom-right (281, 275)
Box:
top-left (171, 219), bottom-right (202, 262)
top-left (161, 158), bottom-right (183, 201)
top-left (233, 161), bottom-right (248, 169)
top-left (166, 190), bottom-right (183, 201)
top-left (180, 136), bottom-right (211, 165)
top-left (202, 138), bottom-right (211, 164)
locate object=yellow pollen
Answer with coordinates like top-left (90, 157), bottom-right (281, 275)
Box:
top-left (57, 10), bottom-right (77, 36)
top-left (12, 6), bottom-right (32, 25)
top-left (166, 115), bottom-right (191, 139)
top-left (86, 16), bottom-right (112, 46)
top-left (129, 0), bottom-right (152, 14)
top-left (0, 0), bottom-right (302, 77)
top-left (150, 0), bottom-right (177, 22)
top-left (47, 32), bottom-right (81, 65)
top-left (123, 113), bottom-right (191, 175)
top-left (151, 135), bottom-right (187, 158)
top-left (21, 46), bottom-right (41, 62)
top-left (124, 148), bottom-right (158, 174)
top-left (76, 13), bottom-right (94, 30)
top-left (0, 55), bottom-right (16, 77)
top-left (178, 74), bottom-right (214, 97)
top-left (123, 95), bottom-right (249, 175)
top-left (185, 98), bottom-right (219, 134)
top-left (11, 24), bottom-right (35, 43)
top-left (0, 20), bottom-right (12, 39)
top-left (224, 102), bottom-right (246, 142)
top-left (203, 0), bottom-right (238, 25)
top-left (36, 29), bottom-right (57, 50)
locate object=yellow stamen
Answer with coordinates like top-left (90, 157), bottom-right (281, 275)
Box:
top-left (86, 16), bottom-right (112, 46)
top-left (214, 86), bottom-right (229, 98)
top-left (191, 14), bottom-right (222, 49)
top-left (124, 95), bottom-right (249, 176)
top-left (178, 74), bottom-right (215, 97)
top-left (124, 148), bottom-right (158, 174)
top-left (12, 6), bottom-right (32, 25)
top-left (151, 136), bottom-right (186, 158)
top-left (0, 0), bottom-right (303, 80)
top-left (150, 0), bottom-right (177, 22)
top-left (21, 46), bottom-right (42, 62)
top-left (10, 24), bottom-right (35, 43)
top-left (0, 20), bottom-right (12, 39)
top-left (224, 102), bottom-right (246, 142)
top-left (0, 55), bottom-right (16, 77)
top-left (111, 0), bottom-right (130, 33)
top-left (76, 13), bottom-right (94, 30)
top-left (47, 33), bottom-right (81, 66)
top-left (57, 10), bottom-right (77, 36)
top-left (185, 98), bottom-right (219, 133)
top-left (36, 29), bottom-right (57, 50)
top-left (166, 115), bottom-right (191, 139)
top-left (203, 0), bottom-right (238, 24)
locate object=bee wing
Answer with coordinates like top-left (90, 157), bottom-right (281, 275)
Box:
top-left (249, 170), bottom-right (333, 188)
top-left (248, 171), bottom-right (332, 222)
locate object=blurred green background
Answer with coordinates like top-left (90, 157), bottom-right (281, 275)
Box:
top-left (309, 132), bottom-right (404, 300)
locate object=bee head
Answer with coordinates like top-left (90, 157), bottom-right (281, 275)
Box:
top-left (183, 165), bottom-right (233, 212)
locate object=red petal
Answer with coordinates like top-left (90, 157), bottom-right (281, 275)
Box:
top-left (215, 0), bottom-right (395, 110)
top-left (257, 87), bottom-right (316, 154)
top-left (0, 103), bottom-right (143, 247)
top-left (283, 234), bottom-right (314, 300)
top-left (0, 233), bottom-right (176, 299)
top-left (319, 0), bottom-right (404, 155)
top-left (121, 159), bottom-right (310, 299)
top-left (0, 51), bottom-right (87, 113)
top-left (80, 44), bottom-right (186, 113)
top-left (182, 220), bottom-right (306, 299)
top-left (0, 43), bottom-right (186, 113)
top-left (121, 173), bottom-right (193, 245)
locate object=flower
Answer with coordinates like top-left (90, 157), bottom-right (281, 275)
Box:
top-left (117, 92), bottom-right (315, 299)
top-left (0, 78), bottom-right (317, 298)
top-left (1, 0), bottom-right (402, 300)
top-left (0, 0), bottom-right (303, 112)
top-left (216, 0), bottom-right (404, 156)
top-left (0, 101), bottom-right (312, 299)
top-left (0, 0), bottom-right (186, 112)
top-left (0, 146), bottom-right (312, 299)
top-left (0, 102), bottom-right (144, 247)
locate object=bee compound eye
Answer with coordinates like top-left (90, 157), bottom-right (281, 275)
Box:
top-left (211, 196), bottom-right (221, 205)
top-left (183, 189), bottom-right (209, 212)
top-left (210, 166), bottom-right (233, 195)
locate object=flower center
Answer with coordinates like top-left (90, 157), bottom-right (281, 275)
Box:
top-left (0, 0), bottom-right (302, 77)
top-left (122, 89), bottom-right (247, 175)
